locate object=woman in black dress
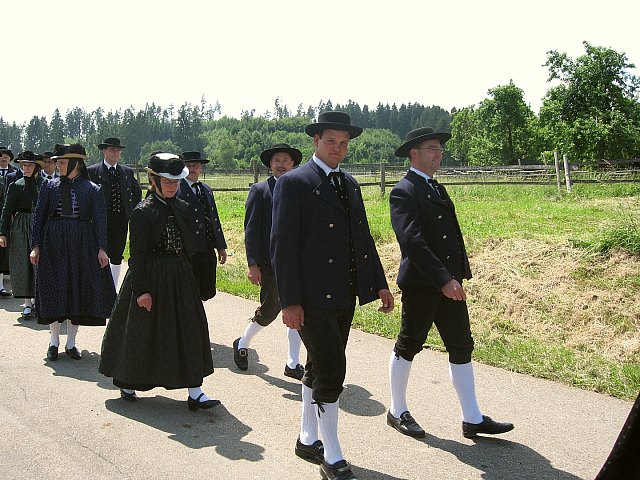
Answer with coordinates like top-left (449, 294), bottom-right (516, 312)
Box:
top-left (31, 144), bottom-right (116, 361)
top-left (0, 151), bottom-right (44, 317)
top-left (99, 153), bottom-right (218, 410)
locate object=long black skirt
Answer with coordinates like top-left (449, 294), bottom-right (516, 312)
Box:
top-left (98, 253), bottom-right (214, 390)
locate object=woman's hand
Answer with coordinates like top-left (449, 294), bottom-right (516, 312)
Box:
top-left (0, 236), bottom-right (6, 248)
top-left (98, 248), bottom-right (110, 268)
top-left (30, 246), bottom-right (40, 265)
top-left (137, 293), bottom-right (152, 312)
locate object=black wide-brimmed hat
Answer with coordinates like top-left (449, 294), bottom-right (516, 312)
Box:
top-left (42, 151), bottom-right (54, 158)
top-left (146, 153), bottom-right (188, 180)
top-left (305, 111), bottom-right (363, 139)
top-left (259, 143), bottom-right (302, 168)
top-left (182, 151), bottom-right (209, 164)
top-left (394, 127), bottom-right (451, 158)
top-left (52, 143), bottom-right (88, 160)
top-left (98, 137), bottom-right (126, 150)
top-left (16, 150), bottom-right (45, 167)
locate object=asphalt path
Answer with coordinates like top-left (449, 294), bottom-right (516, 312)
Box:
top-left (0, 272), bottom-right (632, 479)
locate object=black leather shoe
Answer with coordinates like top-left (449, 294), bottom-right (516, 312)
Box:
top-left (46, 345), bottom-right (58, 361)
top-left (319, 459), bottom-right (357, 480)
top-left (0, 288), bottom-right (11, 297)
top-left (187, 393), bottom-right (222, 411)
top-left (462, 415), bottom-right (514, 438)
top-left (284, 364), bottom-right (304, 380)
top-left (387, 410), bottom-right (426, 438)
top-left (233, 337), bottom-right (248, 371)
top-left (65, 346), bottom-right (82, 360)
top-left (120, 389), bottom-right (137, 402)
top-left (295, 437), bottom-right (324, 464)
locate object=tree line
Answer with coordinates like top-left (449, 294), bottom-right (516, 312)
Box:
top-left (2, 42), bottom-right (639, 168)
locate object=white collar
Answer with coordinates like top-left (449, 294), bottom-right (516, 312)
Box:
top-left (103, 161), bottom-right (118, 169)
top-left (409, 167), bottom-right (434, 183)
top-left (313, 154), bottom-right (341, 176)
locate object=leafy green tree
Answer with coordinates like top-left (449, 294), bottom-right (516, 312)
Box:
top-left (49, 109), bottom-right (65, 146)
top-left (24, 116), bottom-right (50, 152)
top-left (139, 140), bottom-right (180, 166)
top-left (540, 41), bottom-right (640, 160)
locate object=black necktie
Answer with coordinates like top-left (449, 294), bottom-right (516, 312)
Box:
top-left (328, 171), bottom-right (349, 212)
top-left (427, 178), bottom-right (442, 198)
top-left (0, 169), bottom-right (6, 177)
top-left (193, 182), bottom-right (207, 207)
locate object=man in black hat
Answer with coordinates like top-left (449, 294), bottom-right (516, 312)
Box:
top-left (176, 151), bottom-right (227, 301)
top-left (0, 148), bottom-right (14, 295)
top-left (271, 111), bottom-right (394, 480)
top-left (386, 127), bottom-right (514, 440)
top-left (88, 138), bottom-right (142, 286)
top-left (40, 151), bottom-right (58, 181)
top-left (1, 148), bottom-right (16, 186)
top-left (233, 143), bottom-right (305, 380)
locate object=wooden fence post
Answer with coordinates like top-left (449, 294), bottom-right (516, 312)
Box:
top-left (252, 159), bottom-right (259, 185)
top-left (380, 162), bottom-right (386, 195)
top-left (553, 150), bottom-right (562, 194)
top-left (563, 154), bottom-right (572, 193)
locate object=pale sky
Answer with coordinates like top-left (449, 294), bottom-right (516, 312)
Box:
top-left (2, 0), bottom-right (639, 125)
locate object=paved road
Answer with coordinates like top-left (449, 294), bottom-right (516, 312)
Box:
top-left (0, 273), bottom-right (632, 479)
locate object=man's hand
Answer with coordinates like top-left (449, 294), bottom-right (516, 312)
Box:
top-left (0, 236), bottom-right (7, 248)
top-left (218, 249), bottom-right (227, 265)
top-left (441, 279), bottom-right (467, 301)
top-left (377, 289), bottom-right (394, 313)
top-left (247, 264), bottom-right (261, 285)
top-left (283, 304), bottom-right (305, 330)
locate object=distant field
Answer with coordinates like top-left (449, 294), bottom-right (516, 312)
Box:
top-left (210, 180), bottom-right (640, 400)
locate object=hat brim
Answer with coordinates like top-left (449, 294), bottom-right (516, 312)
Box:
top-left (184, 159), bottom-right (210, 164)
top-left (145, 166), bottom-right (189, 180)
top-left (98, 144), bottom-right (126, 150)
top-left (52, 153), bottom-right (88, 160)
top-left (18, 159), bottom-right (46, 167)
top-left (394, 132), bottom-right (451, 157)
top-left (259, 147), bottom-right (303, 168)
top-left (305, 122), bottom-right (363, 139)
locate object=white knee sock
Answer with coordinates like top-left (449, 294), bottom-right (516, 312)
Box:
top-left (299, 384), bottom-right (319, 445)
top-left (287, 328), bottom-right (302, 368)
top-left (0, 273), bottom-right (4, 290)
top-left (24, 298), bottom-right (33, 308)
top-left (65, 321), bottom-right (79, 349)
top-left (49, 322), bottom-right (61, 347)
top-left (389, 352), bottom-right (412, 417)
top-left (187, 386), bottom-right (211, 401)
top-left (110, 263), bottom-right (122, 286)
top-left (449, 362), bottom-right (483, 424)
top-left (316, 400), bottom-right (344, 465)
top-left (238, 321), bottom-right (264, 350)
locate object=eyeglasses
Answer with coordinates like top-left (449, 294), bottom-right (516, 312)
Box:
top-left (416, 146), bottom-right (445, 154)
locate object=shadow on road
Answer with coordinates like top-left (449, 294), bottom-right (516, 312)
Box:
top-left (105, 397), bottom-right (265, 461)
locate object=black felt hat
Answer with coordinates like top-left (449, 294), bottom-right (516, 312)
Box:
top-left (98, 137), bottom-right (126, 150)
top-left (182, 151), bottom-right (209, 164)
top-left (52, 143), bottom-right (88, 160)
top-left (41, 151), bottom-right (54, 158)
top-left (146, 153), bottom-right (188, 180)
top-left (16, 150), bottom-right (45, 167)
top-left (305, 111), bottom-right (363, 139)
top-left (259, 143), bottom-right (302, 168)
top-left (394, 127), bottom-right (451, 158)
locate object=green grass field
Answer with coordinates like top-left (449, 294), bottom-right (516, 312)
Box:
top-left (134, 178), bottom-right (640, 400)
